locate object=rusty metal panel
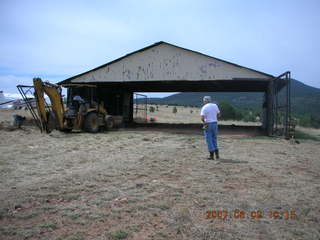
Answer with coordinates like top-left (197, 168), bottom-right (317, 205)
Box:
top-left (71, 43), bottom-right (270, 83)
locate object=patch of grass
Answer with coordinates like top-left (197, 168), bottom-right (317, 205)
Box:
top-left (62, 211), bottom-right (82, 220)
top-left (15, 210), bottom-right (40, 219)
top-left (132, 203), bottom-right (150, 212)
top-left (155, 232), bottom-right (170, 239)
top-left (106, 229), bottom-right (129, 240)
top-left (128, 224), bottom-right (141, 233)
top-left (79, 158), bottom-right (90, 164)
top-left (87, 198), bottom-right (106, 206)
top-left (62, 206), bottom-right (82, 220)
top-left (292, 230), bottom-right (305, 237)
top-left (147, 202), bottom-right (170, 210)
top-left (0, 226), bottom-right (18, 236)
top-left (87, 212), bottom-right (109, 220)
top-left (57, 231), bottom-right (86, 240)
top-left (239, 130), bottom-right (320, 141)
top-left (38, 221), bottom-right (58, 230)
top-left (85, 183), bottom-right (97, 189)
top-left (0, 159), bottom-right (8, 166)
top-left (35, 192), bottom-right (61, 199)
top-left (238, 136), bottom-right (276, 140)
top-left (295, 130), bottom-right (320, 141)
top-left (74, 219), bottom-right (88, 225)
top-left (41, 206), bottom-right (59, 215)
top-left (63, 193), bottom-right (81, 201)
top-left (61, 205), bottom-right (80, 211)
top-left (17, 227), bottom-right (40, 239)
top-left (61, 187), bottom-right (85, 195)
top-left (0, 208), bottom-right (9, 219)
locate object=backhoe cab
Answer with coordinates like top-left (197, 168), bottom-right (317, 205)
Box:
top-left (33, 78), bottom-right (115, 133)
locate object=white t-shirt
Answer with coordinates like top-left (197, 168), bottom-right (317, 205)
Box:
top-left (200, 103), bottom-right (220, 123)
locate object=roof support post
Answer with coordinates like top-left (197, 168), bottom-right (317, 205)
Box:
top-left (284, 72), bottom-right (291, 138)
top-left (261, 92), bottom-right (268, 131)
top-left (122, 90), bottom-right (133, 124)
top-left (266, 80), bottom-right (275, 136)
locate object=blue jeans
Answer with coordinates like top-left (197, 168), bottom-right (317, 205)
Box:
top-left (204, 122), bottom-right (218, 152)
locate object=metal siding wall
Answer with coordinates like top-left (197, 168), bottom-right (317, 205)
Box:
top-left (71, 44), bottom-right (270, 83)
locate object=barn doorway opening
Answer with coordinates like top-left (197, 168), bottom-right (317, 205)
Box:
top-left (134, 92), bottom-right (265, 125)
top-left (131, 91), bottom-right (266, 136)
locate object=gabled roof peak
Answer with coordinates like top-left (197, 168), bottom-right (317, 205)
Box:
top-left (59, 41), bottom-right (273, 84)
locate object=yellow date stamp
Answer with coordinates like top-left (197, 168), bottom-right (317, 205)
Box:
top-left (205, 209), bottom-right (297, 220)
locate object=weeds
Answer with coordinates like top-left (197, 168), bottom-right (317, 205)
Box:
top-left (1, 127), bottom-right (319, 239)
top-left (17, 228), bottom-right (40, 239)
top-left (147, 202), bottom-right (170, 211)
top-left (106, 229), bottom-right (129, 240)
top-left (63, 193), bottom-right (80, 201)
top-left (38, 221), bottom-right (58, 230)
top-left (295, 130), bottom-right (320, 141)
top-left (62, 211), bottom-right (82, 220)
top-left (0, 226), bottom-right (18, 236)
top-left (14, 210), bottom-right (40, 219)
top-left (58, 231), bottom-right (86, 240)
top-left (87, 212), bottom-right (109, 220)
top-left (74, 219), bottom-right (87, 225)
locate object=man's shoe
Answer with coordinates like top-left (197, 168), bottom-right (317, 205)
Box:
top-left (207, 152), bottom-right (214, 160)
top-left (215, 150), bottom-right (220, 159)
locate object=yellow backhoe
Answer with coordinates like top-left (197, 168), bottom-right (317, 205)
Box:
top-left (31, 78), bottom-right (116, 133)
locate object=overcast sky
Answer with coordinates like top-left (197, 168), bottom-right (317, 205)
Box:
top-left (1, 0), bottom-right (320, 97)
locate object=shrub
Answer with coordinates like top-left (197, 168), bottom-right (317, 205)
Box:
top-left (106, 230), bottom-right (129, 240)
top-left (172, 106), bottom-right (177, 114)
top-left (149, 106), bottom-right (155, 113)
top-left (219, 101), bottom-right (236, 120)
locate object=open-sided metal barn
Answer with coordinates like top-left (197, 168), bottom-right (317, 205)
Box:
top-left (58, 41), bottom-right (291, 136)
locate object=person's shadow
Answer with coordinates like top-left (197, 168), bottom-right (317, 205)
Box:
top-left (217, 158), bottom-right (248, 164)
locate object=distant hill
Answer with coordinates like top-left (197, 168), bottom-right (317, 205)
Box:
top-left (143, 79), bottom-right (320, 118)
top-left (290, 80), bottom-right (320, 118)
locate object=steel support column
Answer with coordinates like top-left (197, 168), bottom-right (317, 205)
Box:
top-left (266, 80), bottom-right (275, 136)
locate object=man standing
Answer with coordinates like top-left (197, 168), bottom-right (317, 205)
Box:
top-left (200, 96), bottom-right (221, 160)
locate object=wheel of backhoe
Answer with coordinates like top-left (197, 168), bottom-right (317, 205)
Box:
top-left (83, 112), bottom-right (99, 133)
top-left (105, 116), bottom-right (114, 129)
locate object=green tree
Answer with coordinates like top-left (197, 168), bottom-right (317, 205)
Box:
top-left (149, 106), bottom-right (155, 113)
top-left (234, 110), bottom-right (244, 120)
top-left (172, 106), bottom-right (178, 114)
top-left (219, 101), bottom-right (236, 120)
top-left (243, 113), bottom-right (256, 122)
top-left (310, 115), bottom-right (320, 128)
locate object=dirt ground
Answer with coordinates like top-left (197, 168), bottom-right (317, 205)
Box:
top-left (0, 108), bottom-right (320, 240)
